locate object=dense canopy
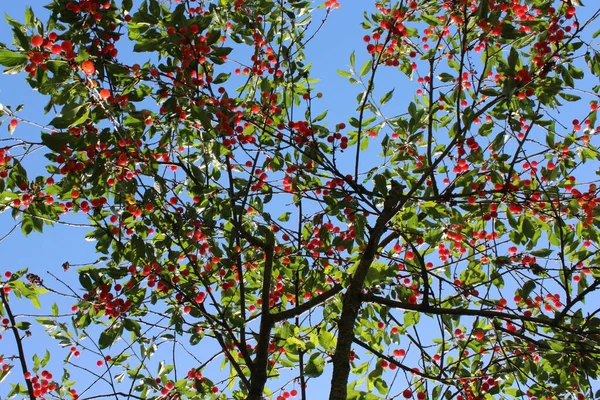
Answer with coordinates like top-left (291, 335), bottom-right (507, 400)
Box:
top-left (1, 0), bottom-right (600, 399)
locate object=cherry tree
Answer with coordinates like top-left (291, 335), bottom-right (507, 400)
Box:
top-left (1, 0), bottom-right (600, 399)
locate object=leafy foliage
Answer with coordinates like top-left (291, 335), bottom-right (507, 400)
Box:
top-left (1, 0), bottom-right (600, 399)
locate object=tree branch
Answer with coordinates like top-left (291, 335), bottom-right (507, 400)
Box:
top-left (0, 290), bottom-right (36, 400)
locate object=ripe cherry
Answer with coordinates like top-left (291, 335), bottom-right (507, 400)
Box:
top-left (31, 35), bottom-right (43, 47)
top-left (81, 60), bottom-right (95, 75)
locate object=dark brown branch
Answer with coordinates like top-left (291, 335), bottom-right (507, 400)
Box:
top-left (362, 292), bottom-right (549, 323)
top-left (80, 392), bottom-right (146, 400)
top-left (272, 284), bottom-right (343, 323)
top-left (0, 290), bottom-right (36, 400)
top-left (352, 337), bottom-right (451, 384)
top-left (353, 28), bottom-right (392, 182)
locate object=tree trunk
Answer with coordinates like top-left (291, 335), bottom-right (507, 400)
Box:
top-left (329, 187), bottom-right (403, 399)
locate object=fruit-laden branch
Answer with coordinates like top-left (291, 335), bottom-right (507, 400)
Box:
top-left (351, 337), bottom-right (452, 384)
top-left (555, 277), bottom-right (600, 325)
top-left (71, 392), bottom-right (146, 400)
top-left (0, 290), bottom-right (35, 400)
top-left (166, 232), bottom-right (256, 381)
top-left (145, 256), bottom-right (253, 390)
top-left (362, 292), bottom-right (600, 340)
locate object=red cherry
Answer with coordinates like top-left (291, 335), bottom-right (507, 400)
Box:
top-left (30, 52), bottom-right (45, 65)
top-left (31, 35), bottom-right (43, 47)
top-left (61, 41), bottom-right (73, 52)
top-left (81, 60), bottom-right (95, 75)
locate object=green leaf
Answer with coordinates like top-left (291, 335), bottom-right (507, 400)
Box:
top-left (521, 280), bottom-right (536, 299)
top-left (15, 321), bottom-right (31, 330)
top-left (360, 59), bottom-right (372, 77)
top-left (477, 0), bottom-right (490, 19)
top-left (0, 364), bottom-right (13, 384)
top-left (49, 105), bottom-right (90, 129)
top-left (360, 137), bottom-right (369, 151)
top-left (41, 350), bottom-right (50, 368)
top-left (41, 132), bottom-right (71, 152)
top-left (304, 353), bottom-right (325, 377)
top-left (21, 214), bottom-right (35, 236)
top-left (521, 216), bottom-right (535, 239)
top-left (212, 72), bottom-right (230, 84)
top-left (99, 324), bottom-right (124, 349)
top-left (380, 89), bottom-right (394, 105)
top-left (422, 14), bottom-right (442, 27)
top-left (404, 311), bottom-right (420, 327)
top-left (79, 271), bottom-right (93, 291)
top-left (0, 50), bottom-right (27, 68)
top-left (507, 207), bottom-right (518, 228)
top-left (25, 7), bottom-right (35, 27)
top-left (123, 318), bottom-right (142, 336)
top-left (285, 337), bottom-right (307, 351)
top-left (530, 248), bottom-right (552, 257)
top-left (558, 92), bottom-right (581, 102)
top-left (508, 47), bottom-right (519, 71)
top-left (318, 330), bottom-right (335, 349)
top-left (480, 88), bottom-right (500, 96)
top-left (438, 72), bottom-right (454, 82)
top-left (502, 77), bottom-right (516, 98)
top-left (148, 0), bottom-right (161, 17)
top-left (278, 212), bottom-right (291, 222)
top-left (312, 109), bottom-right (328, 122)
top-left (374, 376), bottom-right (388, 395)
